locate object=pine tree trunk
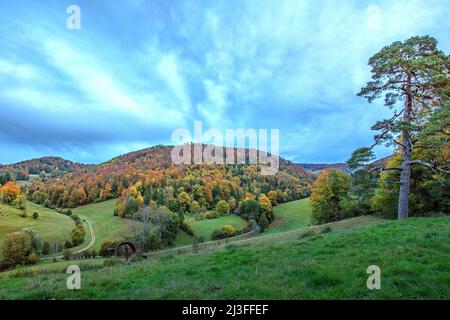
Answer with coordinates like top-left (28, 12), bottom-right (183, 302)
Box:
top-left (397, 73), bottom-right (412, 220)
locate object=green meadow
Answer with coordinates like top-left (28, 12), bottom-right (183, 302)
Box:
top-left (0, 215), bottom-right (448, 299)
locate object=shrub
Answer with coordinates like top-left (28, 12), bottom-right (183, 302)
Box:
top-left (32, 212), bottom-right (39, 220)
top-left (239, 199), bottom-right (260, 220)
top-left (42, 241), bottom-right (50, 255)
top-left (205, 211), bottom-right (218, 219)
top-left (99, 241), bottom-right (114, 257)
top-left (1, 231), bottom-right (33, 266)
top-left (194, 212), bottom-right (205, 221)
top-left (180, 221), bottom-right (194, 236)
top-left (27, 252), bottom-right (40, 265)
top-left (64, 240), bottom-right (73, 249)
top-left (258, 214), bottom-right (269, 231)
top-left (222, 225), bottom-right (236, 236)
top-left (71, 225), bottom-right (85, 246)
top-left (190, 201), bottom-right (200, 214)
top-left (216, 200), bottom-right (230, 215)
top-left (19, 209), bottom-right (27, 218)
top-left (61, 209), bottom-right (72, 216)
top-left (212, 225), bottom-right (236, 240)
top-left (71, 215), bottom-right (81, 225)
top-left (43, 199), bottom-right (51, 208)
top-left (12, 194), bottom-right (27, 210)
top-left (23, 228), bottom-right (43, 254)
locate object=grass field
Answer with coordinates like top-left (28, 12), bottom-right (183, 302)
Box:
top-left (0, 215), bottom-right (448, 299)
top-left (266, 198), bottom-right (312, 235)
top-left (72, 200), bottom-right (138, 250)
top-left (184, 214), bottom-right (248, 241)
top-left (16, 174), bottom-right (40, 187)
top-left (0, 202), bottom-right (75, 256)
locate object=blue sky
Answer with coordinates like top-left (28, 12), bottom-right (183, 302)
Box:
top-left (0, 0), bottom-right (449, 164)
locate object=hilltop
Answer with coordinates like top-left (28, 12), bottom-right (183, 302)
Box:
top-left (21, 144), bottom-right (316, 209)
top-left (0, 157), bottom-right (90, 183)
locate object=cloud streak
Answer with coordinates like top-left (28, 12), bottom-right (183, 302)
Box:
top-left (0, 0), bottom-right (448, 164)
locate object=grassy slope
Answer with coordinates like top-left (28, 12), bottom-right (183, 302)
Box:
top-left (72, 200), bottom-right (138, 250)
top-left (266, 198), bottom-right (312, 235)
top-left (176, 215), bottom-right (248, 245)
top-left (1, 215), bottom-right (448, 299)
top-left (189, 215), bottom-right (248, 240)
top-left (0, 202), bottom-right (75, 256)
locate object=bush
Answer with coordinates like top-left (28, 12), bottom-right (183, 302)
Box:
top-left (64, 240), bottom-right (73, 249)
top-left (99, 241), bottom-right (115, 257)
top-left (239, 199), bottom-right (260, 220)
top-left (180, 221), bottom-right (194, 236)
top-left (32, 212), bottom-right (39, 220)
top-left (211, 225), bottom-right (236, 240)
top-left (205, 211), bottom-right (218, 219)
top-left (43, 199), bottom-right (51, 208)
top-left (27, 252), bottom-right (40, 265)
top-left (258, 214), bottom-right (269, 231)
top-left (222, 225), bottom-right (236, 236)
top-left (71, 215), bottom-right (81, 225)
top-left (19, 209), bottom-right (27, 218)
top-left (194, 212), bottom-right (205, 221)
top-left (71, 225), bottom-right (85, 246)
top-left (216, 200), bottom-right (230, 215)
top-left (42, 241), bottom-right (50, 255)
top-left (61, 209), bottom-right (72, 216)
top-left (23, 228), bottom-right (43, 254)
top-left (1, 231), bottom-right (33, 266)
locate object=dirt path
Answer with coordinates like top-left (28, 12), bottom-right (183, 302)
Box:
top-left (42, 215), bottom-right (95, 260)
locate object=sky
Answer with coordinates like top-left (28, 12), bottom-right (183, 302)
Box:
top-left (0, 0), bottom-right (449, 164)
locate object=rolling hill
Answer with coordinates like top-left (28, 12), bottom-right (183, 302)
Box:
top-left (21, 144), bottom-right (316, 210)
top-left (1, 214), bottom-right (448, 299)
top-left (0, 201), bottom-right (76, 257)
top-left (0, 156), bottom-right (90, 183)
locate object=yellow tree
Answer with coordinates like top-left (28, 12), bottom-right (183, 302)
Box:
top-left (310, 170), bottom-right (351, 224)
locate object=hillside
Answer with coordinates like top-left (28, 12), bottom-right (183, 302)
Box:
top-left (0, 157), bottom-right (90, 183)
top-left (72, 200), bottom-right (139, 251)
top-left (1, 215), bottom-right (448, 299)
top-left (0, 202), bottom-right (76, 257)
top-left (23, 144), bottom-right (315, 209)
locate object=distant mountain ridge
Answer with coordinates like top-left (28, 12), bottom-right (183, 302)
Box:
top-left (296, 162), bottom-right (351, 173)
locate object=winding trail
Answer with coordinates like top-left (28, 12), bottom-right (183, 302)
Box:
top-left (42, 215), bottom-right (95, 260)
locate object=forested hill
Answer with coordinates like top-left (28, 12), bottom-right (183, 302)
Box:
top-left (21, 144), bottom-right (316, 209)
top-left (0, 157), bottom-right (90, 182)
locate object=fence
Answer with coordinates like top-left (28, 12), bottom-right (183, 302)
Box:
top-left (140, 226), bottom-right (260, 259)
